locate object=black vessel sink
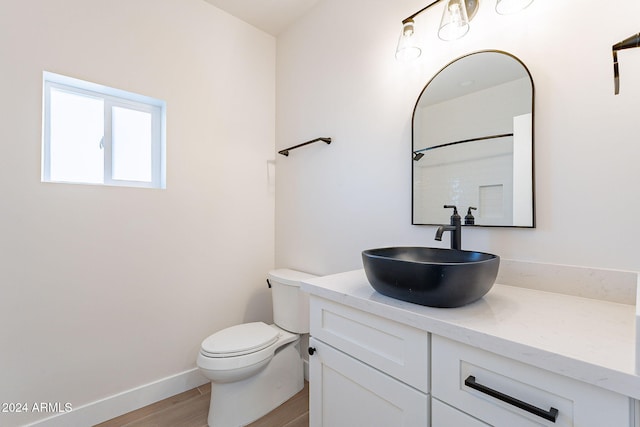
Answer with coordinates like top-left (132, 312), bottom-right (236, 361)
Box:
top-left (362, 247), bottom-right (499, 308)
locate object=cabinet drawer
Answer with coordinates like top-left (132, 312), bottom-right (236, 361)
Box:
top-left (309, 338), bottom-right (429, 427)
top-left (432, 335), bottom-right (632, 426)
top-left (309, 296), bottom-right (429, 392)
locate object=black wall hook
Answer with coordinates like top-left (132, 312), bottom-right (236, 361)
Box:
top-left (613, 32), bottom-right (640, 95)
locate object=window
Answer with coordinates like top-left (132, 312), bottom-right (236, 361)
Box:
top-left (42, 72), bottom-right (166, 188)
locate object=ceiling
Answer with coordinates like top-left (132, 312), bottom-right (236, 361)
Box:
top-left (419, 52), bottom-right (530, 106)
top-left (202, 0), bottom-right (321, 36)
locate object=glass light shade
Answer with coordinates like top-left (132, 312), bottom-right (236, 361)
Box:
top-left (438, 0), bottom-right (470, 41)
top-left (395, 20), bottom-right (421, 61)
top-left (496, 0), bottom-right (534, 15)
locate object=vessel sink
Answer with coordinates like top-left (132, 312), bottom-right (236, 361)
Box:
top-left (362, 247), bottom-right (500, 308)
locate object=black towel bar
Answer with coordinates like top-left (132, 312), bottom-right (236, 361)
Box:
top-left (278, 137), bottom-right (332, 156)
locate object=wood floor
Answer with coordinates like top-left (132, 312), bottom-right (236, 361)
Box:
top-left (95, 381), bottom-right (309, 427)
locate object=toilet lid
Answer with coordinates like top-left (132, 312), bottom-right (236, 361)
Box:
top-left (201, 322), bottom-right (279, 357)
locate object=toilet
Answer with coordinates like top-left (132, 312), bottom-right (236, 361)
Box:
top-left (197, 269), bottom-right (316, 427)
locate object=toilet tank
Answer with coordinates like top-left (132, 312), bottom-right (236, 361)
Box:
top-left (268, 269), bottom-right (316, 333)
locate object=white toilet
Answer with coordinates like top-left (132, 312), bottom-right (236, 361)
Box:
top-left (197, 269), bottom-right (316, 427)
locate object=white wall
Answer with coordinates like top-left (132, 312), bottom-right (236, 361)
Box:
top-left (276, 0), bottom-right (640, 275)
top-left (0, 1), bottom-right (275, 425)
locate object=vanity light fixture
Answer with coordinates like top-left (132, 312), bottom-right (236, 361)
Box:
top-left (396, 20), bottom-right (422, 61)
top-left (396, 0), bottom-right (534, 61)
top-left (438, 0), bottom-right (471, 41)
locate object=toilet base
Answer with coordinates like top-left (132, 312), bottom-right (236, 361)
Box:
top-left (207, 340), bottom-right (303, 427)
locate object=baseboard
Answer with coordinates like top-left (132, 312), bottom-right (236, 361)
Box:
top-left (303, 359), bottom-right (309, 381)
top-left (26, 368), bottom-right (208, 427)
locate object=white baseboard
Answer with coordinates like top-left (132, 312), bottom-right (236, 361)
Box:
top-left (27, 368), bottom-right (208, 427)
top-left (303, 359), bottom-right (309, 381)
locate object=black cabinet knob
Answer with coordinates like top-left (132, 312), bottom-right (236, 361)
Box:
top-left (308, 347), bottom-right (316, 355)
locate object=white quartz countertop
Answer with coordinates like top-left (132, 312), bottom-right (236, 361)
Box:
top-left (301, 269), bottom-right (640, 399)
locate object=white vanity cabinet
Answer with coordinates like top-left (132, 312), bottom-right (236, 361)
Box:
top-left (308, 296), bottom-right (430, 427)
top-left (302, 268), bottom-right (640, 427)
top-left (431, 335), bottom-right (633, 427)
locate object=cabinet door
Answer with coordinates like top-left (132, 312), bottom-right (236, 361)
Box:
top-left (432, 398), bottom-right (489, 427)
top-left (308, 338), bottom-right (428, 427)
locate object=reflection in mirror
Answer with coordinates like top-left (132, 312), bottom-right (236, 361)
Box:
top-left (412, 50), bottom-right (534, 227)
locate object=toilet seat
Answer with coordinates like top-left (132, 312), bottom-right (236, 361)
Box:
top-left (197, 324), bottom-right (299, 374)
top-left (200, 322), bottom-right (279, 358)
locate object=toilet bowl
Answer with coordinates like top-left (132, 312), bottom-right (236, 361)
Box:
top-left (196, 269), bottom-right (316, 427)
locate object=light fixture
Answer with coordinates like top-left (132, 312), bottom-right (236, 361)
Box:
top-left (395, 19), bottom-right (422, 61)
top-left (396, 0), bottom-right (533, 61)
top-left (496, 0), bottom-right (533, 15)
top-left (438, 0), bottom-right (470, 41)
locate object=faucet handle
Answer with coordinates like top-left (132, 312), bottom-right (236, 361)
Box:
top-left (443, 205), bottom-right (461, 226)
top-left (465, 207), bottom-right (477, 225)
top-left (443, 205), bottom-right (458, 215)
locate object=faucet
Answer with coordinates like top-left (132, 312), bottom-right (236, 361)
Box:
top-left (435, 205), bottom-right (462, 250)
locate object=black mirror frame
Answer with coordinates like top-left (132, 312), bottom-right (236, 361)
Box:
top-left (411, 49), bottom-right (536, 228)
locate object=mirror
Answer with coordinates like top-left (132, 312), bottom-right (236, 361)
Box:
top-left (412, 50), bottom-right (534, 227)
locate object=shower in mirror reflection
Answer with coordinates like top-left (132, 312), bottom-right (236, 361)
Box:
top-left (395, 0), bottom-right (535, 61)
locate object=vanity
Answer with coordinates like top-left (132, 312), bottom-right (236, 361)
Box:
top-left (297, 35), bottom-right (640, 426)
top-left (301, 262), bottom-right (640, 426)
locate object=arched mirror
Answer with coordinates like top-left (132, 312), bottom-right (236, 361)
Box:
top-left (412, 50), bottom-right (534, 227)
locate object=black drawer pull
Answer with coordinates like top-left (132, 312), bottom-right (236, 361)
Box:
top-left (464, 375), bottom-right (559, 423)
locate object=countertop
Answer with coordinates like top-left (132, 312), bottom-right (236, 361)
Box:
top-left (301, 268), bottom-right (640, 399)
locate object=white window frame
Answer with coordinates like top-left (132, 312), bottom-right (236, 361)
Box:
top-left (42, 71), bottom-right (166, 189)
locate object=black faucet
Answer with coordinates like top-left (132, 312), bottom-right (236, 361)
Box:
top-left (435, 205), bottom-right (462, 250)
